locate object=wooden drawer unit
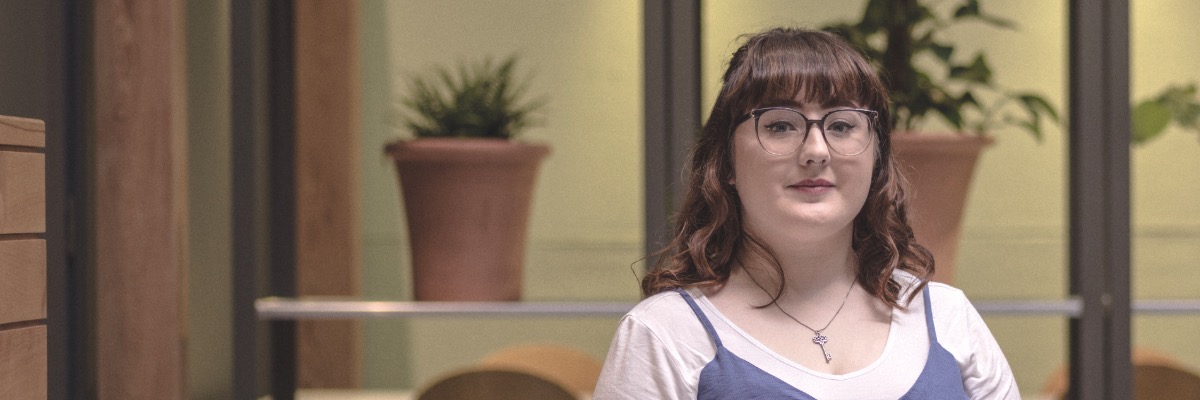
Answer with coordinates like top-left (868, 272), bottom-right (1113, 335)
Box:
top-left (0, 115), bottom-right (47, 400)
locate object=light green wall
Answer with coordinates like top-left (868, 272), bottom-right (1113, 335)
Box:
top-left (186, 1), bottom-right (233, 398)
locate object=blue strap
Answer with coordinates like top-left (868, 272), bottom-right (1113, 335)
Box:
top-left (921, 286), bottom-right (939, 343)
top-left (675, 288), bottom-right (724, 348)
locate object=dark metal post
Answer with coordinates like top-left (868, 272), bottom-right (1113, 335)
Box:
top-left (643, 0), bottom-right (701, 261)
top-left (232, 0), bottom-right (298, 398)
top-left (42, 1), bottom-right (90, 398)
top-left (1068, 1), bottom-right (1132, 399)
top-left (231, 0), bottom-right (265, 398)
top-left (267, 1), bottom-right (298, 399)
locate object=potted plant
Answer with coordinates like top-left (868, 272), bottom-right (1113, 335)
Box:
top-left (826, 1), bottom-right (1200, 282)
top-left (385, 55), bottom-right (549, 301)
top-left (824, 0), bottom-right (1060, 283)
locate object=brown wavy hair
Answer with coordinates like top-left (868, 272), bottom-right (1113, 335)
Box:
top-left (640, 27), bottom-right (934, 309)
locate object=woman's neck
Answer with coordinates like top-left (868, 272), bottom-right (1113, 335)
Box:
top-left (736, 226), bottom-right (858, 302)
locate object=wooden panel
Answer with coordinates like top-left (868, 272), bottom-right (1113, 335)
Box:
top-left (0, 115), bottom-right (45, 148)
top-left (0, 114), bottom-right (47, 400)
top-left (294, 0), bottom-right (362, 388)
top-left (0, 240), bottom-right (46, 325)
top-left (0, 151), bottom-right (45, 234)
top-left (92, 0), bottom-right (187, 399)
top-left (0, 325), bottom-right (48, 400)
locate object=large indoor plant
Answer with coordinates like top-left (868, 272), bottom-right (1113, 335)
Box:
top-left (385, 56), bottom-right (548, 301)
top-left (824, 0), bottom-right (1060, 283)
top-left (825, 1), bottom-right (1200, 283)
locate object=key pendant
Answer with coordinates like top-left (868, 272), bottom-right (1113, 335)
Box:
top-left (812, 334), bottom-right (832, 363)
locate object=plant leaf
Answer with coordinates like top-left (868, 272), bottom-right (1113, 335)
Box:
top-left (952, 0), bottom-right (981, 18)
top-left (949, 54), bottom-right (992, 84)
top-left (953, 0), bottom-right (1016, 28)
top-left (930, 41), bottom-right (954, 62)
top-left (1012, 93), bottom-right (1060, 142)
top-left (1155, 83), bottom-right (1200, 133)
top-left (959, 90), bottom-right (979, 108)
top-left (1132, 100), bottom-right (1172, 145)
top-left (395, 55), bottom-right (545, 139)
top-left (1017, 94), bottom-right (1060, 122)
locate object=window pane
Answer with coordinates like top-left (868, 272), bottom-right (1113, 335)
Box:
top-left (1131, 0), bottom-right (1200, 384)
top-left (359, 0), bottom-right (644, 390)
top-left (700, 1), bottom-right (1070, 395)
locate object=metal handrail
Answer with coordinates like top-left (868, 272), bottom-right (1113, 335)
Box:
top-left (255, 296), bottom-right (1200, 320)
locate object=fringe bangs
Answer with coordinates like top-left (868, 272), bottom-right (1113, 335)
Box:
top-left (726, 33), bottom-right (882, 117)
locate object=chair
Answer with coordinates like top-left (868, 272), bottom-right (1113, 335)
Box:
top-left (479, 344), bottom-right (604, 396)
top-left (1041, 347), bottom-right (1200, 399)
top-left (416, 368), bottom-right (576, 400)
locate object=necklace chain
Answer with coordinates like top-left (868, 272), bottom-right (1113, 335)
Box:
top-left (772, 276), bottom-right (856, 334)
top-left (771, 276), bottom-right (857, 363)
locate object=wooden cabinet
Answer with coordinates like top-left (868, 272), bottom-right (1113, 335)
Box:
top-left (0, 115), bottom-right (47, 400)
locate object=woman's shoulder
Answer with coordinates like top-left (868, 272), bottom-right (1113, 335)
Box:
top-left (890, 269), bottom-right (971, 309)
top-left (891, 270), bottom-right (980, 338)
top-left (598, 289), bottom-right (714, 399)
top-left (620, 288), bottom-right (722, 346)
top-left (624, 288), bottom-right (704, 326)
top-left (611, 288), bottom-right (718, 363)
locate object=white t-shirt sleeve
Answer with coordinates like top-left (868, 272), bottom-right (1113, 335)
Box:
top-left (593, 313), bottom-right (697, 399)
top-left (931, 285), bottom-right (1021, 400)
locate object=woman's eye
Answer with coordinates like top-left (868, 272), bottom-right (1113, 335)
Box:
top-left (827, 121), bottom-right (855, 134)
top-left (764, 121), bottom-right (797, 134)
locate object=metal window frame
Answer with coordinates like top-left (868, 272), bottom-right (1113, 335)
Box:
top-left (232, 1), bottom-right (298, 398)
top-left (1067, 1), bottom-right (1132, 399)
top-left (643, 0), bottom-right (701, 253)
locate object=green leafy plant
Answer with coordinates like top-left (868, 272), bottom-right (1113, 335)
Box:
top-left (397, 55), bottom-right (546, 139)
top-left (1133, 83), bottom-right (1200, 145)
top-left (823, 0), bottom-right (1059, 140)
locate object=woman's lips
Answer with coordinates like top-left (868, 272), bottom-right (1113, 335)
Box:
top-left (788, 179), bottom-right (834, 193)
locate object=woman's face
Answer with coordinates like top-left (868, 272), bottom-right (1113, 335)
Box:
top-left (731, 99), bottom-right (877, 244)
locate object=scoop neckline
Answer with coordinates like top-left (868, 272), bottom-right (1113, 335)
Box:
top-left (688, 287), bottom-right (902, 381)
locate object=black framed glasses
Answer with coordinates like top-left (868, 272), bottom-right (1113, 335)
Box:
top-left (735, 107), bottom-right (878, 156)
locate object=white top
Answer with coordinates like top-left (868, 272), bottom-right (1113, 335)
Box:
top-left (594, 273), bottom-right (1020, 399)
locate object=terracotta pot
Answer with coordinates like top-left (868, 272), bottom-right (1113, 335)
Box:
top-left (890, 134), bottom-right (992, 284)
top-left (385, 138), bottom-right (549, 301)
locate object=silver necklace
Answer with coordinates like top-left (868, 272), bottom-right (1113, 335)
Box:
top-left (772, 277), bottom-right (857, 364)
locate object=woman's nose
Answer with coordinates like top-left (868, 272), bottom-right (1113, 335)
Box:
top-left (798, 123), bottom-right (830, 165)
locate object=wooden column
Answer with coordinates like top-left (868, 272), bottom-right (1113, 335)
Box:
top-left (92, 0), bottom-right (188, 398)
top-left (0, 116), bottom-right (47, 400)
top-left (294, 0), bottom-right (363, 388)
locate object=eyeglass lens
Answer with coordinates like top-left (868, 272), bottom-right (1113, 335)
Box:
top-left (755, 109), bottom-right (872, 156)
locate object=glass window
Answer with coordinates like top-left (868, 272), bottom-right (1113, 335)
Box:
top-left (700, 1), bottom-right (1071, 395)
top-left (358, 0), bottom-right (644, 389)
top-left (1130, 0), bottom-right (1200, 386)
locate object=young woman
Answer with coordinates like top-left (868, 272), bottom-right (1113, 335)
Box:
top-left (594, 28), bottom-right (1018, 399)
